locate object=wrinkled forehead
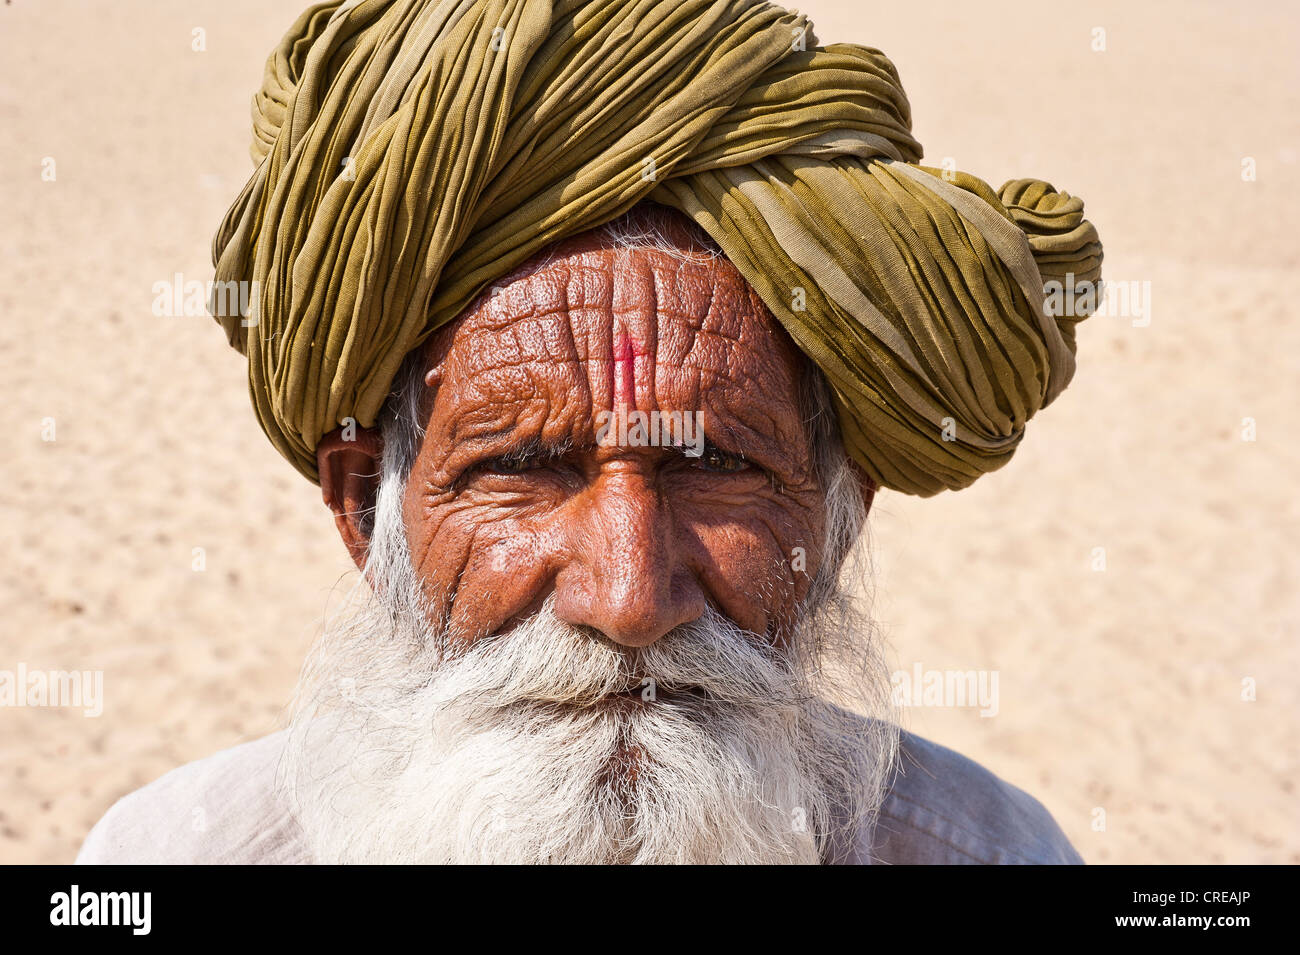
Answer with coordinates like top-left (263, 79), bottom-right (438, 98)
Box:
top-left (422, 217), bottom-right (807, 414)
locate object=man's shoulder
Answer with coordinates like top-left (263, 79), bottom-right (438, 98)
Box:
top-left (862, 730), bottom-right (1083, 865)
top-left (77, 731), bottom-right (308, 865)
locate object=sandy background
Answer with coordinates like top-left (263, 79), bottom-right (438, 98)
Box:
top-left (1, 0), bottom-right (1296, 864)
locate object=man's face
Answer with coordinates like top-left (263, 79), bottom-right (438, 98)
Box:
top-left (294, 216), bottom-right (890, 865)
top-left (403, 225), bottom-right (826, 648)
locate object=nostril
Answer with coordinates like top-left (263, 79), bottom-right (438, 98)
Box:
top-left (553, 573), bottom-right (704, 649)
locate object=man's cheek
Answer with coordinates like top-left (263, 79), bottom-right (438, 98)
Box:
top-left (680, 493), bottom-right (819, 575)
top-left (692, 519), bottom-right (812, 631)
top-left (403, 503), bottom-right (474, 612)
top-left (413, 508), bottom-right (555, 637)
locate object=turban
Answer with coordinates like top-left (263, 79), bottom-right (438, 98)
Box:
top-left (212, 0), bottom-right (1102, 495)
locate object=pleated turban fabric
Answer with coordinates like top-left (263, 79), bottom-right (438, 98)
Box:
top-left (212, 0), bottom-right (1102, 495)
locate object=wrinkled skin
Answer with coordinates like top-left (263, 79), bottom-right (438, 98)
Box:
top-left (319, 213), bottom-right (869, 648)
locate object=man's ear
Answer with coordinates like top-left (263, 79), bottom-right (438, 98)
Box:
top-left (317, 426), bottom-right (384, 571)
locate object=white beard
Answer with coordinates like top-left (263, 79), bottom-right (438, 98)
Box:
top-left (281, 423), bottom-right (895, 864)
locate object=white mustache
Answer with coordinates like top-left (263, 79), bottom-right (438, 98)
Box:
top-left (422, 598), bottom-right (804, 714)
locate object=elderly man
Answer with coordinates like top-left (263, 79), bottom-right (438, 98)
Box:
top-left (80, 0), bottom-right (1100, 864)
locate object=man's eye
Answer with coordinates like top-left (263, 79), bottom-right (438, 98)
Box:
top-left (481, 456), bottom-right (540, 475)
top-left (692, 446), bottom-right (750, 473)
top-left (468, 440), bottom-right (574, 481)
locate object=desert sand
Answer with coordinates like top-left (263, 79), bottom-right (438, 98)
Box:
top-left (0, 0), bottom-right (1296, 864)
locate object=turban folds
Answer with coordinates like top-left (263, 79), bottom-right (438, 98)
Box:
top-left (212, 0), bottom-right (1102, 495)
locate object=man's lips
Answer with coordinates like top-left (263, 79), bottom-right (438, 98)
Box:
top-left (519, 684), bottom-right (711, 710)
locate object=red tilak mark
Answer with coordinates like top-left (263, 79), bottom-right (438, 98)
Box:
top-left (613, 332), bottom-right (637, 411)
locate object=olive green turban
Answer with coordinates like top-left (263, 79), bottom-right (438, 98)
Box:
top-left (212, 0), bottom-right (1102, 495)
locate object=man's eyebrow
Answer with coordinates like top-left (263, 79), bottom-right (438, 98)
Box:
top-left (485, 435), bottom-right (576, 465)
top-left (443, 428), bottom-right (591, 469)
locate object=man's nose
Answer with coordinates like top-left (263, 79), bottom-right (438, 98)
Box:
top-left (552, 473), bottom-right (704, 648)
